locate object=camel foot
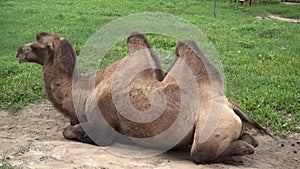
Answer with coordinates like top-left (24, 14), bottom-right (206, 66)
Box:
top-left (63, 122), bottom-right (116, 146)
top-left (63, 123), bottom-right (95, 145)
top-left (239, 132), bottom-right (259, 147)
top-left (220, 140), bottom-right (255, 158)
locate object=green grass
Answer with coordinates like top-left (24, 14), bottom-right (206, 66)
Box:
top-left (0, 155), bottom-right (14, 169)
top-left (0, 0), bottom-right (299, 135)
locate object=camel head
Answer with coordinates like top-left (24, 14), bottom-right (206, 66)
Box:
top-left (16, 32), bottom-right (76, 75)
top-left (16, 32), bottom-right (59, 65)
top-left (17, 32), bottom-right (75, 65)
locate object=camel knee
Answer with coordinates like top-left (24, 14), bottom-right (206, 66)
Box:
top-left (190, 145), bottom-right (219, 164)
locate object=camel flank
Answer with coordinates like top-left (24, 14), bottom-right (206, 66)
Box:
top-left (16, 32), bottom-right (275, 164)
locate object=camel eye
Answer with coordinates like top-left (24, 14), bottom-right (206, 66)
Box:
top-left (31, 45), bottom-right (39, 52)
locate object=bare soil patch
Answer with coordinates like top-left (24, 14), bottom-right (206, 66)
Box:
top-left (0, 100), bottom-right (299, 169)
top-left (268, 15), bottom-right (300, 24)
top-left (282, 2), bottom-right (300, 5)
top-left (255, 15), bottom-right (300, 24)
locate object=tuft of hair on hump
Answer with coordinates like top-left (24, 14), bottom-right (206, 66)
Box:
top-left (126, 31), bottom-right (152, 54)
top-left (126, 32), bottom-right (164, 81)
top-left (175, 40), bottom-right (222, 79)
top-left (175, 40), bottom-right (202, 58)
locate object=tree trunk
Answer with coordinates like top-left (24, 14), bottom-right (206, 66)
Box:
top-left (214, 0), bottom-right (217, 18)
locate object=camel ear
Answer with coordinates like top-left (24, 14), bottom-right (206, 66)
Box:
top-left (36, 32), bottom-right (49, 42)
top-left (126, 32), bottom-right (152, 54)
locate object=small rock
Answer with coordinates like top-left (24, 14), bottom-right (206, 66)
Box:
top-left (281, 143), bottom-right (285, 147)
top-left (293, 150), bottom-right (297, 154)
top-left (291, 143), bottom-right (295, 146)
top-left (40, 156), bottom-right (47, 161)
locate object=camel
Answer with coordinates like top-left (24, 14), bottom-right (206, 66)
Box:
top-left (16, 32), bottom-right (274, 163)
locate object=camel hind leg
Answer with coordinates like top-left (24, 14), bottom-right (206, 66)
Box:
top-left (173, 40), bottom-right (233, 164)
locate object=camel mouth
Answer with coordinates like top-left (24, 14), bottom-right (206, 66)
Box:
top-left (16, 54), bottom-right (27, 64)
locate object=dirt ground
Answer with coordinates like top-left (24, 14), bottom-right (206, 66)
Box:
top-left (0, 100), bottom-right (299, 169)
top-left (255, 15), bottom-right (300, 24)
top-left (267, 15), bottom-right (300, 24)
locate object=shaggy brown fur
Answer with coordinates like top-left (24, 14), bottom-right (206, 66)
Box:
top-left (16, 32), bottom-right (275, 164)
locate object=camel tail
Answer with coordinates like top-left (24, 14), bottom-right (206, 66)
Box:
top-left (228, 99), bottom-right (278, 141)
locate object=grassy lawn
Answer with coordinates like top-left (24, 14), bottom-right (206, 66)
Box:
top-left (0, 0), bottom-right (299, 136)
top-left (0, 156), bottom-right (14, 169)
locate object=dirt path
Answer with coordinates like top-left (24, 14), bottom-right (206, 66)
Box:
top-left (255, 15), bottom-right (300, 24)
top-left (0, 100), bottom-right (299, 169)
top-left (268, 15), bottom-right (300, 24)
